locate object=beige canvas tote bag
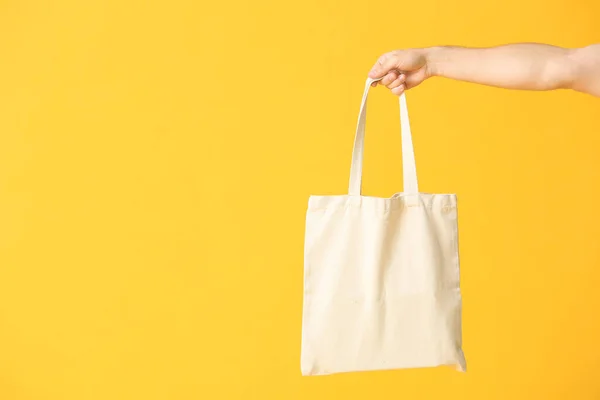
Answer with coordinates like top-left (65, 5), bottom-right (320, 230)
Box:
top-left (301, 77), bottom-right (466, 375)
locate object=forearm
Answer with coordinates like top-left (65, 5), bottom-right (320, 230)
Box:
top-left (425, 44), bottom-right (577, 91)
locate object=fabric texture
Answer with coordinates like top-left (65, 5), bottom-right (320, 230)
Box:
top-left (301, 77), bottom-right (467, 375)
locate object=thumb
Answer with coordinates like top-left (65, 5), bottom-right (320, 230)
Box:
top-left (368, 53), bottom-right (400, 79)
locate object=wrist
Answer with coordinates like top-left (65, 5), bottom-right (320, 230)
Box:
top-left (566, 46), bottom-right (589, 91)
top-left (423, 46), bottom-right (446, 78)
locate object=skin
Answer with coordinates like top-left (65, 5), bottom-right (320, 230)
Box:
top-left (368, 43), bottom-right (600, 97)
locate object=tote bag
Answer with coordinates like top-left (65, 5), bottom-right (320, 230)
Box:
top-left (301, 77), bottom-right (466, 375)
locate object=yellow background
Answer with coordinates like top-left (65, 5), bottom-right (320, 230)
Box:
top-left (0, 0), bottom-right (599, 398)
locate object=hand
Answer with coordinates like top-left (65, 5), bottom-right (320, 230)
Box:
top-left (368, 49), bottom-right (432, 95)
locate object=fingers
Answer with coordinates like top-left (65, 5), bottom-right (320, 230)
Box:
top-left (369, 49), bottom-right (428, 91)
top-left (380, 70), bottom-right (399, 86)
top-left (376, 69), bottom-right (428, 96)
top-left (372, 71), bottom-right (405, 88)
top-left (368, 52), bottom-right (427, 95)
top-left (391, 84), bottom-right (405, 96)
top-left (387, 73), bottom-right (405, 89)
top-left (390, 71), bottom-right (425, 95)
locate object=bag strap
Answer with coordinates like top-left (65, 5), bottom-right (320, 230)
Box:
top-left (348, 77), bottom-right (419, 195)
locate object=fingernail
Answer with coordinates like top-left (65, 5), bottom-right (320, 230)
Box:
top-left (368, 69), bottom-right (377, 77)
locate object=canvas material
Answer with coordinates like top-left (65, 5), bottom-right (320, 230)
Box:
top-left (301, 77), bottom-right (466, 376)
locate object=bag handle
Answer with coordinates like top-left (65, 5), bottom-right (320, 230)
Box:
top-left (348, 77), bottom-right (419, 195)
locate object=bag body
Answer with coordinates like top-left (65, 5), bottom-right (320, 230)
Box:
top-left (301, 78), bottom-right (466, 376)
